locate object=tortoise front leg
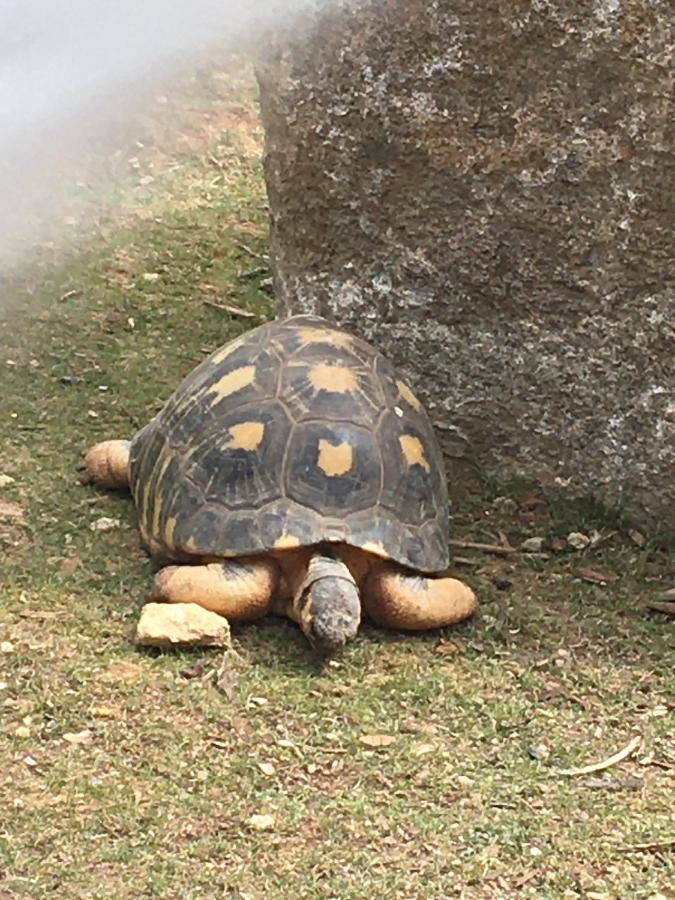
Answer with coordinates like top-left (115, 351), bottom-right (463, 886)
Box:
top-left (363, 563), bottom-right (477, 631)
top-left (82, 439), bottom-right (131, 490)
top-left (150, 558), bottom-right (279, 622)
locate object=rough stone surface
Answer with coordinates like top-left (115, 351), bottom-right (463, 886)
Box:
top-left (257, 0), bottom-right (674, 530)
top-left (135, 602), bottom-right (232, 648)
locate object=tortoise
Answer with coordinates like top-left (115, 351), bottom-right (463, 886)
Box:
top-left (83, 314), bottom-right (477, 655)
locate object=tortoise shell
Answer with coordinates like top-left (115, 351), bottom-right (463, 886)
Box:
top-left (129, 315), bottom-right (449, 573)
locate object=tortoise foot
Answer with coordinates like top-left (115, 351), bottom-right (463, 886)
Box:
top-left (150, 558), bottom-right (279, 622)
top-left (364, 564), bottom-right (477, 631)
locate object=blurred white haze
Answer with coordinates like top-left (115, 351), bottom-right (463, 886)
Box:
top-left (0, 0), bottom-right (321, 269)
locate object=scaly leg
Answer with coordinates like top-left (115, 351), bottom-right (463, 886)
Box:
top-left (82, 439), bottom-right (131, 490)
top-left (363, 563), bottom-right (477, 631)
top-left (150, 557), bottom-right (279, 622)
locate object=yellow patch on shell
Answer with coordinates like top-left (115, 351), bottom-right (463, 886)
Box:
top-left (399, 434), bottom-right (430, 472)
top-left (308, 363), bottom-right (358, 393)
top-left (274, 533), bottom-right (302, 549)
top-left (150, 455), bottom-right (172, 537)
top-left (163, 515), bottom-right (177, 549)
top-left (396, 379), bottom-right (422, 411)
top-left (296, 327), bottom-right (353, 350)
top-left (210, 336), bottom-right (246, 365)
top-left (317, 438), bottom-right (354, 476)
top-left (209, 365), bottom-right (256, 401)
top-left (183, 537), bottom-right (200, 555)
top-left (224, 421), bottom-right (265, 451)
top-left (146, 536), bottom-right (163, 557)
top-left (360, 541), bottom-right (390, 560)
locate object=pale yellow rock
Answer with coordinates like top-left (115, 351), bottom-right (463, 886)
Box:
top-left (135, 602), bottom-right (231, 648)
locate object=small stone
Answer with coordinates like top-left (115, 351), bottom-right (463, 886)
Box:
top-left (258, 762), bottom-right (276, 776)
top-left (135, 603), bottom-right (231, 648)
top-left (521, 536), bottom-right (544, 552)
top-left (455, 774), bottom-right (474, 787)
top-left (63, 729), bottom-right (92, 745)
top-left (90, 517), bottom-right (121, 532)
top-left (142, 272), bottom-right (160, 283)
top-left (248, 813), bottom-right (275, 831)
top-left (0, 474), bottom-right (15, 487)
top-left (14, 725), bottom-right (30, 738)
top-left (528, 742), bottom-right (551, 760)
top-left (0, 642), bottom-right (15, 654)
top-left (567, 532), bottom-right (590, 550)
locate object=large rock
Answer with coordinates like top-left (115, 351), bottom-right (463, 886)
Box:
top-left (257, 0), bottom-right (674, 531)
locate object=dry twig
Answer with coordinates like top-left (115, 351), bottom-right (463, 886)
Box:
top-left (202, 299), bottom-right (257, 318)
top-left (641, 599), bottom-right (675, 616)
top-left (617, 838), bottom-right (675, 854)
top-left (449, 538), bottom-right (549, 559)
top-left (557, 735), bottom-right (642, 776)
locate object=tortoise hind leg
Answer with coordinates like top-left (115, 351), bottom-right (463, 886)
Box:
top-left (82, 439), bottom-right (131, 490)
top-left (150, 557), bottom-right (279, 622)
top-left (363, 563), bottom-right (477, 631)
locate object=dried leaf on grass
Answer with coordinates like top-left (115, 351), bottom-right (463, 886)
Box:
top-left (575, 567), bottom-right (620, 586)
top-left (90, 517), bottom-right (121, 532)
top-left (98, 660), bottom-right (144, 684)
top-left (359, 734), bottom-right (396, 749)
top-left (0, 498), bottom-right (25, 519)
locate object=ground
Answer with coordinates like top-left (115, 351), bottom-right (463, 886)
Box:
top-left (0, 57), bottom-right (673, 900)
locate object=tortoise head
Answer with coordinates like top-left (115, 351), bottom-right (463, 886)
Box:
top-left (296, 550), bottom-right (361, 656)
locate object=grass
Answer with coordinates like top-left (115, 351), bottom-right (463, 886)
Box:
top-left (1, 57), bottom-right (673, 900)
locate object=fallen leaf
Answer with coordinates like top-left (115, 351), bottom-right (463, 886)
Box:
top-left (14, 725), bottom-right (31, 738)
top-left (249, 696), bottom-right (268, 707)
top-left (63, 729), bottom-right (92, 745)
top-left (180, 658), bottom-right (209, 679)
top-left (412, 743), bottom-right (435, 757)
top-left (520, 537), bottom-right (544, 552)
top-left (359, 734), bottom-right (396, 748)
top-left (98, 660), bottom-right (144, 684)
top-left (91, 706), bottom-right (117, 719)
top-left (248, 813), bottom-right (275, 831)
top-left (567, 532), bottom-right (590, 550)
top-left (641, 599), bottom-right (675, 617)
top-left (435, 640), bottom-right (460, 656)
top-left (59, 556), bottom-right (82, 576)
top-left (90, 517), bottom-right (121, 532)
top-left (215, 667), bottom-right (240, 699)
top-left (0, 498), bottom-right (24, 520)
top-left (528, 743), bottom-right (551, 761)
top-left (575, 567), bottom-right (619, 586)
top-left (629, 529), bottom-right (646, 547)
top-left (0, 474), bottom-right (15, 488)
